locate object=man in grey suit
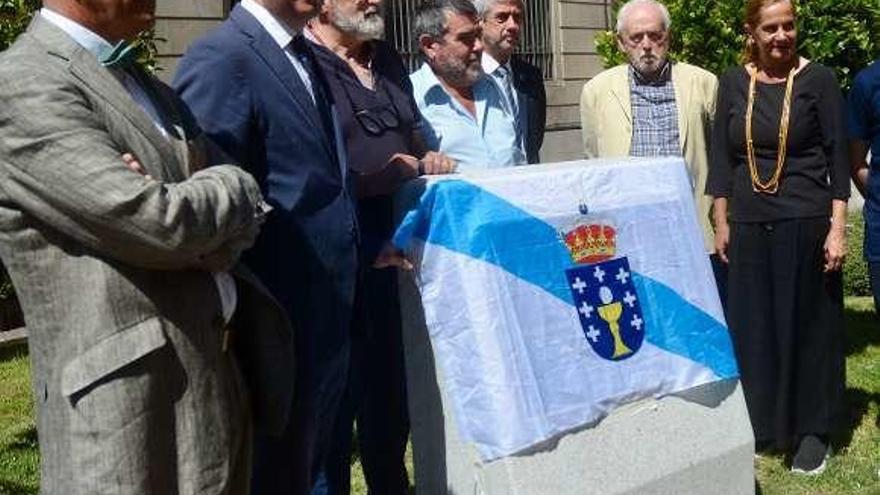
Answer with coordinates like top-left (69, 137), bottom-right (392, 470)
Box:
top-left (0, 1), bottom-right (294, 493)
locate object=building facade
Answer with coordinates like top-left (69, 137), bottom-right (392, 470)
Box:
top-left (154, 0), bottom-right (612, 162)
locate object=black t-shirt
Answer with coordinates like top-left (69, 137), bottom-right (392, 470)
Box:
top-left (707, 63), bottom-right (849, 222)
top-left (310, 39), bottom-right (421, 175)
top-left (310, 39), bottom-right (422, 261)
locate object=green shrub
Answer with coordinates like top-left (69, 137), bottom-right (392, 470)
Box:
top-left (0, 0), bottom-right (40, 52)
top-left (596, 0), bottom-right (880, 90)
top-left (845, 211), bottom-right (872, 297)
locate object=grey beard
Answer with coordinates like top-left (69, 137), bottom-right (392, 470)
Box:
top-left (331, 11), bottom-right (385, 40)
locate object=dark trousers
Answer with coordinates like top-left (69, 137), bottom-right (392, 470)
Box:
top-left (250, 275), bottom-right (364, 495)
top-left (710, 253), bottom-right (729, 316)
top-left (727, 219), bottom-right (845, 449)
top-left (312, 267), bottom-right (410, 495)
top-left (250, 341), bottom-right (350, 495)
top-left (870, 261), bottom-right (880, 316)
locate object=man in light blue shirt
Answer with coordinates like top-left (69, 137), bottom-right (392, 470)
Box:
top-left (410, 0), bottom-right (526, 170)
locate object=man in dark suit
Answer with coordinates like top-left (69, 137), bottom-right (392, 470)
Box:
top-left (173, 0), bottom-right (360, 493)
top-left (0, 0), bottom-right (294, 493)
top-left (476, 0), bottom-right (547, 163)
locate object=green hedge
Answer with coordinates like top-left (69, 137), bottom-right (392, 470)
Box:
top-left (0, 0), bottom-right (40, 52)
top-left (596, 0), bottom-right (880, 90)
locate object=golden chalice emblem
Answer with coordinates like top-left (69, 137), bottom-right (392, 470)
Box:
top-left (597, 286), bottom-right (632, 358)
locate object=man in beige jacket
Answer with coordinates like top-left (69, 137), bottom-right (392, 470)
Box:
top-left (579, 0), bottom-right (724, 302)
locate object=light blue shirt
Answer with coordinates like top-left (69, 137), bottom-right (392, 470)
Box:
top-left (410, 63), bottom-right (526, 170)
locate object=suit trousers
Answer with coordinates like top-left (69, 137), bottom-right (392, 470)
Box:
top-left (311, 267), bottom-right (410, 495)
top-left (727, 218), bottom-right (845, 450)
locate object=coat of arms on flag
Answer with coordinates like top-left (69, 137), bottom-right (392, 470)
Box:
top-left (561, 221), bottom-right (644, 361)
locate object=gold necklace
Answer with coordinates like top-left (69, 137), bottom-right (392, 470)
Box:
top-left (744, 65), bottom-right (795, 194)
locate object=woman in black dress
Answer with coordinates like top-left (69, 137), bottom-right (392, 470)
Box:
top-left (706, 0), bottom-right (848, 474)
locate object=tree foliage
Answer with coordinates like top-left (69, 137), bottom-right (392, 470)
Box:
top-left (0, 0), bottom-right (40, 52)
top-left (596, 0), bottom-right (880, 90)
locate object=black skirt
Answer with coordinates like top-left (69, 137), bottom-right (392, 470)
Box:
top-left (727, 217), bottom-right (845, 449)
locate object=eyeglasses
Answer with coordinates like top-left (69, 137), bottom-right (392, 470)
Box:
top-left (623, 30), bottom-right (667, 47)
top-left (336, 70), bottom-right (401, 136)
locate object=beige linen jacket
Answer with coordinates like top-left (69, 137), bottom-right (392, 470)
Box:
top-left (579, 62), bottom-right (718, 252)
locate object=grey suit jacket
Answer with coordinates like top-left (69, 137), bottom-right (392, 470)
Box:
top-left (0, 16), bottom-right (294, 494)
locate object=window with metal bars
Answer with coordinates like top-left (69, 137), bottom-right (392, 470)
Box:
top-left (384, 0), bottom-right (553, 79)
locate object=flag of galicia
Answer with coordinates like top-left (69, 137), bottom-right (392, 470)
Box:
top-left (393, 157), bottom-right (738, 461)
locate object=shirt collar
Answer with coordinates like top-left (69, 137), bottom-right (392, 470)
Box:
top-left (40, 8), bottom-right (115, 61)
top-left (481, 52), bottom-right (509, 76)
top-left (630, 59), bottom-right (673, 85)
top-left (241, 0), bottom-right (300, 49)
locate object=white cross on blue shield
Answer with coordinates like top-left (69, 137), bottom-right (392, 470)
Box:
top-left (565, 257), bottom-right (645, 361)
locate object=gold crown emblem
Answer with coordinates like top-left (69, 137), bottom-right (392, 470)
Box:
top-left (561, 223), bottom-right (616, 264)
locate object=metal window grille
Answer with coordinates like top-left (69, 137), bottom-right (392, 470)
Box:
top-left (384, 0), bottom-right (553, 79)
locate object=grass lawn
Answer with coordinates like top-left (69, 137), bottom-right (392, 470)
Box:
top-left (0, 298), bottom-right (876, 494)
top-left (755, 297), bottom-right (880, 495)
top-left (0, 346), bottom-right (37, 495)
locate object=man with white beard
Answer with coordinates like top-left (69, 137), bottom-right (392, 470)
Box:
top-left (305, 1), bottom-right (454, 493)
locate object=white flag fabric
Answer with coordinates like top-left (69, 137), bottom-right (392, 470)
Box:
top-left (394, 158), bottom-right (738, 461)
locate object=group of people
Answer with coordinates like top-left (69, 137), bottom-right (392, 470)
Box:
top-left (583, 0), bottom-right (865, 478)
top-left (0, 0), bottom-right (876, 492)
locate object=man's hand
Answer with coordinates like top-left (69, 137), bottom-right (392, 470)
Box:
top-left (418, 151), bottom-right (456, 175)
top-left (373, 242), bottom-right (413, 271)
top-left (122, 152), bottom-right (152, 181)
top-left (389, 152), bottom-right (456, 178)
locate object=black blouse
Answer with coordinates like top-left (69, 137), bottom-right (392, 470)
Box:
top-left (706, 63), bottom-right (849, 222)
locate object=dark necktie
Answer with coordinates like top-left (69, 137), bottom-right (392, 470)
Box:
top-left (290, 35), bottom-right (336, 147)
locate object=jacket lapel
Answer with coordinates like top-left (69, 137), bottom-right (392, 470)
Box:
top-left (670, 64), bottom-right (689, 154)
top-left (609, 76), bottom-right (632, 124)
top-left (28, 16), bottom-right (185, 182)
top-left (231, 8), bottom-right (327, 142)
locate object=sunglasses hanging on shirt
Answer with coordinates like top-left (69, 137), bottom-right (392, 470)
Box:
top-left (336, 70), bottom-right (401, 136)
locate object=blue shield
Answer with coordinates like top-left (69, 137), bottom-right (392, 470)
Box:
top-left (565, 257), bottom-right (645, 361)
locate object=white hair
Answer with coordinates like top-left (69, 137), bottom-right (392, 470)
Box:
top-left (615, 0), bottom-right (671, 35)
top-left (473, 0), bottom-right (524, 18)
